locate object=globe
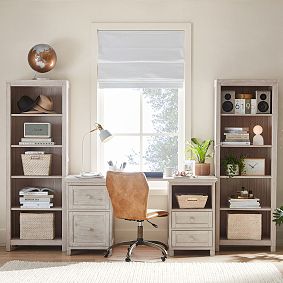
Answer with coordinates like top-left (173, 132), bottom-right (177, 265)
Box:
top-left (28, 44), bottom-right (57, 73)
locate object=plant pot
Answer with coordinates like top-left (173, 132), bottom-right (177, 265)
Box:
top-left (226, 164), bottom-right (239, 176)
top-left (195, 163), bottom-right (210, 176)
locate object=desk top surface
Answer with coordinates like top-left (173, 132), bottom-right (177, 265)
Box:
top-left (65, 175), bottom-right (217, 184)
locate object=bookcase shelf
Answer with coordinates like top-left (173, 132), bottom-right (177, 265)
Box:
top-left (220, 145), bottom-right (272, 148)
top-left (214, 79), bottom-right (278, 252)
top-left (11, 114), bottom-right (63, 117)
top-left (220, 207), bottom-right (271, 211)
top-left (11, 145), bottom-right (63, 148)
top-left (11, 207), bottom-right (63, 211)
top-left (6, 80), bottom-right (69, 251)
top-left (221, 114), bottom-right (272, 117)
top-left (11, 238), bottom-right (63, 246)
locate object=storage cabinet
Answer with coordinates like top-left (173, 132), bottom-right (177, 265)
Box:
top-left (65, 177), bottom-right (113, 255)
top-left (6, 80), bottom-right (68, 251)
top-left (168, 177), bottom-right (217, 256)
top-left (214, 79), bottom-right (278, 252)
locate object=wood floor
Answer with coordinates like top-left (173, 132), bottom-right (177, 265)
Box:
top-left (1, 246), bottom-right (283, 273)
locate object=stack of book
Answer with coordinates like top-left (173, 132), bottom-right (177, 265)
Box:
top-left (229, 198), bottom-right (261, 209)
top-left (222, 127), bottom-right (250, 145)
top-left (19, 187), bottom-right (54, 208)
top-left (19, 137), bottom-right (54, 146)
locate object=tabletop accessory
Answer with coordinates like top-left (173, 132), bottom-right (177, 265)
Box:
top-left (80, 122), bottom-right (112, 177)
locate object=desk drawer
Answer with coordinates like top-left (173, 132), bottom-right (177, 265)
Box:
top-left (172, 230), bottom-right (212, 247)
top-left (172, 211), bottom-right (212, 228)
top-left (69, 212), bottom-right (110, 247)
top-left (69, 185), bottom-right (110, 210)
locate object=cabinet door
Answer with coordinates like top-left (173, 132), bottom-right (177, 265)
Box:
top-left (69, 185), bottom-right (110, 210)
top-left (69, 212), bottom-right (110, 247)
top-left (172, 211), bottom-right (212, 229)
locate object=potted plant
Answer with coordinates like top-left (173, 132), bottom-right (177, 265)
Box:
top-left (222, 154), bottom-right (245, 177)
top-left (186, 138), bottom-right (213, 176)
top-left (273, 206), bottom-right (283, 226)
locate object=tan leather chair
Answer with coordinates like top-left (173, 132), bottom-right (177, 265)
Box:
top-left (104, 171), bottom-right (168, 262)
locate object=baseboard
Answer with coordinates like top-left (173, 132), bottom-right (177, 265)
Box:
top-left (0, 228), bottom-right (5, 246)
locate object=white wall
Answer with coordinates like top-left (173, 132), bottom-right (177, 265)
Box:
top-left (0, 0), bottom-right (283, 245)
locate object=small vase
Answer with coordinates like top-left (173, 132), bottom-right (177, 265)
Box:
top-left (226, 164), bottom-right (239, 176)
top-left (195, 163), bottom-right (210, 176)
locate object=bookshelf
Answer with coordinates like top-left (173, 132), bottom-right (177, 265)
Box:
top-left (6, 80), bottom-right (69, 251)
top-left (214, 79), bottom-right (278, 252)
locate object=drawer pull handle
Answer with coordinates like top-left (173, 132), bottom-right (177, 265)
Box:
top-left (189, 235), bottom-right (196, 241)
top-left (88, 228), bottom-right (94, 232)
top-left (189, 216), bottom-right (195, 223)
top-left (86, 194), bottom-right (93, 199)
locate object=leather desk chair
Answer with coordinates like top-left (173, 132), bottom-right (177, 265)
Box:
top-left (104, 171), bottom-right (168, 262)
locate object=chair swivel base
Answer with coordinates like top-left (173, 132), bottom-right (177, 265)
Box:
top-left (104, 221), bottom-right (168, 262)
top-left (104, 238), bottom-right (168, 262)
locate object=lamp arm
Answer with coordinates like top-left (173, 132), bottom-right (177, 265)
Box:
top-left (81, 127), bottom-right (99, 175)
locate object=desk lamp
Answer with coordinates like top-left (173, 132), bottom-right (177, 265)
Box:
top-left (80, 123), bottom-right (112, 177)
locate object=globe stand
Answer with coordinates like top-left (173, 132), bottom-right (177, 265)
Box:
top-left (33, 72), bottom-right (49, 80)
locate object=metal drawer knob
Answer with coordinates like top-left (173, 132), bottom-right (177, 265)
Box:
top-left (189, 235), bottom-right (196, 241)
top-left (189, 216), bottom-right (195, 223)
top-left (88, 227), bottom-right (94, 232)
top-left (86, 194), bottom-right (93, 199)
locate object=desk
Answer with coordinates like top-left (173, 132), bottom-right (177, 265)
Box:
top-left (64, 175), bottom-right (217, 256)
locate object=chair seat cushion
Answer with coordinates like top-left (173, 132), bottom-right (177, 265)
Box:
top-left (146, 209), bottom-right (168, 219)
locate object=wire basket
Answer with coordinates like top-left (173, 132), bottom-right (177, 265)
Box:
top-left (176, 194), bottom-right (208, 209)
top-left (227, 214), bottom-right (262, 240)
top-left (20, 213), bottom-right (55, 240)
top-left (21, 154), bottom-right (52, 176)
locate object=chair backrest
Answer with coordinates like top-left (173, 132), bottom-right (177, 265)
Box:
top-left (106, 171), bottom-right (149, 220)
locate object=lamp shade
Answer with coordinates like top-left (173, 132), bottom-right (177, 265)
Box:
top-left (99, 129), bottom-right (112, 142)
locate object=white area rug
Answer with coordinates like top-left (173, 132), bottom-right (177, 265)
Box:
top-left (0, 261), bottom-right (282, 283)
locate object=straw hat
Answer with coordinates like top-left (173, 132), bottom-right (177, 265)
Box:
top-left (23, 95), bottom-right (55, 114)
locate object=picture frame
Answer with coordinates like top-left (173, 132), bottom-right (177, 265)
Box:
top-left (242, 158), bottom-right (265, 176)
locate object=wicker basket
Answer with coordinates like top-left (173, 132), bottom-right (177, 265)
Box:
top-left (227, 214), bottom-right (262, 240)
top-left (21, 154), bottom-right (52, 176)
top-left (20, 213), bottom-right (55, 240)
top-left (176, 194), bottom-right (208, 209)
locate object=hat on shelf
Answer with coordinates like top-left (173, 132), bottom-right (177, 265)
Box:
top-left (17, 95), bottom-right (38, 113)
top-left (17, 95), bottom-right (55, 114)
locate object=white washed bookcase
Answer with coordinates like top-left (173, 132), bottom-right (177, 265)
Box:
top-left (214, 79), bottom-right (278, 252)
top-left (6, 80), bottom-right (69, 250)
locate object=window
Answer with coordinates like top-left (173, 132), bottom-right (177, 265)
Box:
top-left (93, 24), bottom-right (191, 173)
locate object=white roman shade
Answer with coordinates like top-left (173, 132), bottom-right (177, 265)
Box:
top-left (97, 30), bottom-right (185, 88)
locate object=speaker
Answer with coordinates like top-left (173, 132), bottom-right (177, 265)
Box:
top-left (256, 90), bottom-right (271, 114)
top-left (221, 90), bottom-right (235, 113)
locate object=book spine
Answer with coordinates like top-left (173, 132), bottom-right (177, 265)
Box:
top-left (235, 99), bottom-right (245, 114)
top-left (20, 142), bottom-right (55, 146)
top-left (20, 198), bottom-right (52, 202)
top-left (251, 99), bottom-right (257, 115)
top-left (21, 138), bottom-right (52, 142)
top-left (222, 141), bottom-right (251, 145)
top-left (19, 192), bottom-right (49, 196)
top-left (245, 99), bottom-right (251, 114)
top-left (21, 203), bottom-right (53, 208)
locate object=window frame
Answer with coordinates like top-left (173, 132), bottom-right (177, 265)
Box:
top-left (91, 22), bottom-right (191, 172)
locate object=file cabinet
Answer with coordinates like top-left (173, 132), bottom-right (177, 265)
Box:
top-left (65, 176), bottom-right (113, 255)
top-left (168, 177), bottom-right (217, 256)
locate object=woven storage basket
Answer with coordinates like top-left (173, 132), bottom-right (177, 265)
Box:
top-left (20, 213), bottom-right (55, 240)
top-left (227, 214), bottom-right (262, 240)
top-left (176, 194), bottom-right (208, 209)
top-left (21, 154), bottom-right (52, 176)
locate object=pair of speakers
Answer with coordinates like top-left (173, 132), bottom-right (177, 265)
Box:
top-left (221, 90), bottom-right (271, 114)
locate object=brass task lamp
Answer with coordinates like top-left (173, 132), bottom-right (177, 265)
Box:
top-left (80, 123), bottom-right (112, 177)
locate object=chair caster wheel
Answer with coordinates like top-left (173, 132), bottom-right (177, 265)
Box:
top-left (125, 257), bottom-right (131, 262)
top-left (161, 256), bottom-right (166, 262)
